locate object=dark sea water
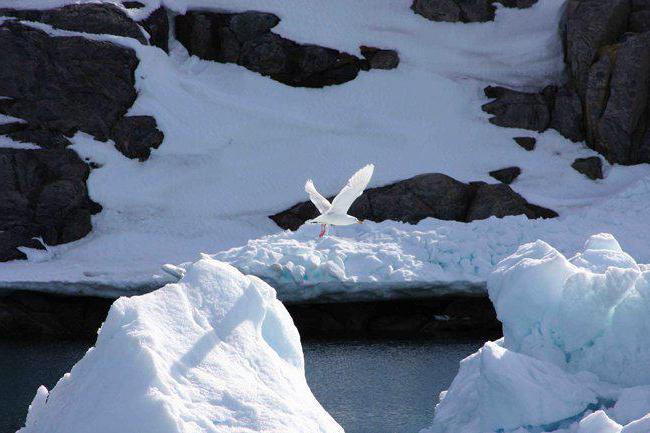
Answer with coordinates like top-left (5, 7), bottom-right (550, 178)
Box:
top-left (0, 338), bottom-right (482, 433)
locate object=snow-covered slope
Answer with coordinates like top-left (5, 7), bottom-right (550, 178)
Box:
top-left (422, 234), bottom-right (650, 433)
top-left (18, 257), bottom-right (341, 433)
top-left (1, 0), bottom-right (649, 296)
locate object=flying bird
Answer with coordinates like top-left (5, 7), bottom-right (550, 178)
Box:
top-left (305, 164), bottom-right (374, 237)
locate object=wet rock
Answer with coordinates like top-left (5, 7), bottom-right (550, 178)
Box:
top-left (562, 0), bottom-right (630, 97)
top-left (271, 172), bottom-right (556, 230)
top-left (482, 85), bottom-right (555, 132)
top-left (466, 182), bottom-right (557, 221)
top-left (488, 166), bottom-right (521, 184)
top-left (110, 115), bottom-right (164, 160)
top-left (513, 136), bottom-right (536, 151)
top-left (0, 21), bottom-right (139, 141)
top-left (550, 85), bottom-right (585, 142)
top-left (360, 46), bottom-right (400, 70)
top-left (572, 156), bottom-right (604, 180)
top-left (175, 10), bottom-right (372, 88)
top-left (140, 6), bottom-right (169, 52)
top-left (0, 3), bottom-right (147, 44)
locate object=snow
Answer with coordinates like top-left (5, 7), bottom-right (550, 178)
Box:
top-left (18, 256), bottom-right (342, 433)
top-left (3, 0), bottom-right (650, 297)
top-left (422, 234), bottom-right (650, 433)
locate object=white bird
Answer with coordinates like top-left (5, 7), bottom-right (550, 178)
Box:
top-left (305, 164), bottom-right (374, 237)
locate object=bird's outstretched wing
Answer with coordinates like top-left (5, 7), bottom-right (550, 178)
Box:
top-left (305, 179), bottom-right (331, 214)
top-left (330, 164), bottom-right (374, 214)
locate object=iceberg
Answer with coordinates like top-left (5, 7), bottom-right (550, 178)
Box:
top-left (423, 233), bottom-right (650, 433)
top-left (18, 256), bottom-right (342, 433)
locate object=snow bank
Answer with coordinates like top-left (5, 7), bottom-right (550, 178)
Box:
top-left (18, 257), bottom-right (342, 433)
top-left (4, 0), bottom-right (650, 295)
top-left (423, 234), bottom-right (650, 433)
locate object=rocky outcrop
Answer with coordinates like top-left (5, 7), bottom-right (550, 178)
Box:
top-left (360, 46), bottom-right (400, 70)
top-left (270, 173), bottom-right (557, 230)
top-left (0, 8), bottom-right (165, 260)
top-left (0, 3), bottom-right (147, 44)
top-left (483, 0), bottom-right (650, 166)
top-left (411, 0), bottom-right (538, 23)
top-left (140, 6), bottom-right (169, 52)
top-left (572, 156), bottom-right (604, 180)
top-left (0, 148), bottom-right (101, 261)
top-left (110, 116), bottom-right (164, 160)
top-left (175, 11), bottom-right (396, 87)
top-left (488, 166), bottom-right (521, 184)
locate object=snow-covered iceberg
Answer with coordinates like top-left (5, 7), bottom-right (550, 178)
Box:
top-left (18, 257), bottom-right (342, 433)
top-left (423, 233), bottom-right (650, 433)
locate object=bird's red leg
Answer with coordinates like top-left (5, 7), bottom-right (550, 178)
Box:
top-left (319, 224), bottom-right (326, 237)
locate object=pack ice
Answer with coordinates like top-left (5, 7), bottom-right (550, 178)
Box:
top-left (18, 257), bottom-right (342, 433)
top-left (423, 233), bottom-right (650, 433)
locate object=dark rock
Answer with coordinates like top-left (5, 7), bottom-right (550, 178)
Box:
top-left (360, 46), bottom-right (400, 70)
top-left (271, 172), bottom-right (556, 230)
top-left (411, 0), bottom-right (538, 23)
top-left (630, 10), bottom-right (650, 32)
top-left (594, 33), bottom-right (650, 164)
top-left (140, 7), bottom-right (169, 52)
top-left (0, 21), bottom-right (139, 141)
top-left (488, 166), bottom-right (521, 184)
top-left (584, 49), bottom-right (615, 145)
top-left (412, 0), bottom-right (495, 22)
top-left (0, 3), bottom-right (147, 44)
top-left (482, 85), bottom-right (555, 132)
top-left (572, 156), bottom-right (604, 180)
top-left (110, 115), bottom-right (164, 160)
top-left (0, 121), bottom-right (26, 135)
top-left (175, 10), bottom-right (369, 88)
top-left (550, 84), bottom-right (585, 142)
top-left (229, 11), bottom-right (280, 42)
top-left (562, 0), bottom-right (630, 97)
top-left (0, 148), bottom-right (100, 257)
top-left (466, 183), bottom-right (557, 221)
top-left (513, 136), bottom-right (536, 151)
top-left (7, 128), bottom-right (71, 149)
top-left (122, 1), bottom-right (145, 8)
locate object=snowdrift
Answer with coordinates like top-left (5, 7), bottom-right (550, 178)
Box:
top-left (18, 257), bottom-right (342, 433)
top-left (5, 0), bottom-right (650, 296)
top-left (423, 233), bottom-right (650, 433)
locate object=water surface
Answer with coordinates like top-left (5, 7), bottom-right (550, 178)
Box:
top-left (1, 338), bottom-right (481, 433)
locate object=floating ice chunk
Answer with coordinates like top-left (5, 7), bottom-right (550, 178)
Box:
top-left (613, 386), bottom-right (650, 425)
top-left (621, 414), bottom-right (650, 433)
top-left (18, 258), bottom-right (341, 433)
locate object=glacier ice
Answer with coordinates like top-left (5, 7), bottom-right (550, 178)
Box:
top-left (424, 233), bottom-right (650, 433)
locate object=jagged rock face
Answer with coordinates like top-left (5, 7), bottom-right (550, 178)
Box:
top-left (270, 173), bottom-right (556, 230)
top-left (484, 0), bottom-right (650, 165)
top-left (0, 3), bottom-right (147, 44)
top-left (0, 148), bottom-right (101, 262)
top-left (0, 21), bottom-right (138, 141)
top-left (411, 0), bottom-right (538, 23)
top-left (0, 6), bottom-right (165, 261)
top-left (175, 10), bottom-right (394, 87)
top-left (140, 6), bottom-right (169, 52)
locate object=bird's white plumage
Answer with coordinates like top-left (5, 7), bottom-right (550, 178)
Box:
top-left (329, 164), bottom-right (374, 215)
top-left (305, 164), bottom-right (375, 228)
top-left (305, 179), bottom-right (332, 214)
